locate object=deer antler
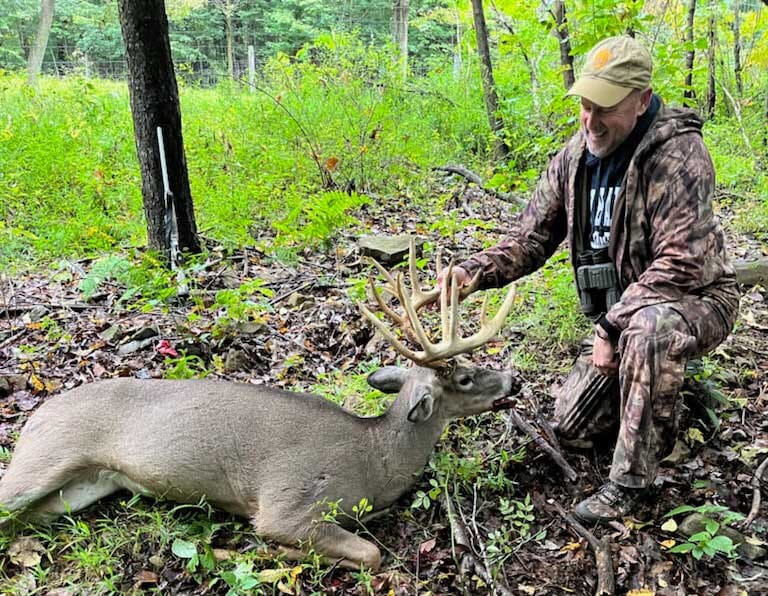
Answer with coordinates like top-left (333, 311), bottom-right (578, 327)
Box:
top-left (366, 240), bottom-right (442, 327)
top-left (359, 240), bottom-right (516, 368)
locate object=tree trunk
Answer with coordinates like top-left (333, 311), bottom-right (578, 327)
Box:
top-left (705, 0), bottom-right (716, 119)
top-left (225, 0), bottom-right (234, 80)
top-left (392, 0), bottom-right (409, 78)
top-left (470, 0), bottom-right (509, 161)
top-left (452, 8), bottom-right (462, 79)
top-left (26, 0), bottom-right (56, 85)
top-left (733, 0), bottom-right (743, 97)
top-left (683, 0), bottom-right (696, 107)
top-left (117, 0), bottom-right (201, 256)
top-left (492, 7), bottom-right (539, 114)
top-left (763, 79), bottom-right (768, 155)
top-left (550, 0), bottom-right (575, 90)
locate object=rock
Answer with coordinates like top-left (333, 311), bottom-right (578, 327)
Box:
top-left (23, 305), bottom-right (49, 323)
top-left (661, 439), bottom-right (692, 465)
top-left (286, 292), bottom-right (314, 309)
top-left (99, 325), bottom-right (124, 342)
top-left (127, 326), bottom-right (160, 343)
top-left (678, 513), bottom-right (767, 560)
top-left (358, 235), bottom-right (424, 266)
top-left (117, 326), bottom-right (160, 355)
top-left (224, 349), bottom-right (251, 372)
top-left (0, 375), bottom-right (28, 396)
top-left (238, 321), bottom-right (266, 334)
top-left (117, 337), bottom-right (157, 356)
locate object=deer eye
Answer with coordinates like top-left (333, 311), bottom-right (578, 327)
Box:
top-left (456, 374), bottom-right (474, 389)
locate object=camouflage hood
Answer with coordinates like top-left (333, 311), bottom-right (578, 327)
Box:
top-left (632, 105), bottom-right (706, 164)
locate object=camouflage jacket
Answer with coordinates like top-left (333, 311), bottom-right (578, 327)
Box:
top-left (459, 103), bottom-right (740, 334)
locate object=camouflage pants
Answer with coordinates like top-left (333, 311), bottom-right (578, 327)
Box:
top-left (553, 296), bottom-right (736, 489)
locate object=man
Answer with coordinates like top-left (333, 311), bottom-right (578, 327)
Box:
top-left (445, 36), bottom-right (739, 523)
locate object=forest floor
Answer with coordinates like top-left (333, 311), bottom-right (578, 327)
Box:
top-left (0, 184), bottom-right (766, 595)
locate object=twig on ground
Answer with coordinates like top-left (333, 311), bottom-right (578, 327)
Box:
top-left (744, 455), bottom-right (768, 527)
top-left (507, 409), bottom-right (578, 482)
top-left (0, 328), bottom-right (28, 351)
top-left (442, 491), bottom-right (514, 596)
top-left (460, 194), bottom-right (477, 218)
top-left (434, 164), bottom-right (527, 208)
top-left (550, 500), bottom-right (615, 596)
top-left (470, 485), bottom-right (498, 592)
top-left (269, 280), bottom-right (316, 306)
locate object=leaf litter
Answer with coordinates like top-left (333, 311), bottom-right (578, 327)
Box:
top-left (0, 189), bottom-right (766, 594)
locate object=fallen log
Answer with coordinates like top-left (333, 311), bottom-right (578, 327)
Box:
top-left (734, 258), bottom-right (768, 286)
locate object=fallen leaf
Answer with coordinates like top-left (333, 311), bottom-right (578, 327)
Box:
top-left (419, 537), bottom-right (437, 554)
top-left (661, 518), bottom-right (678, 532)
top-left (560, 541), bottom-right (582, 553)
top-left (29, 374), bottom-right (45, 393)
top-left (259, 568), bottom-right (289, 583)
top-left (660, 539), bottom-right (676, 549)
top-left (212, 548), bottom-right (238, 561)
top-left (624, 518), bottom-right (652, 530)
top-left (627, 590), bottom-right (655, 596)
top-left (325, 156), bottom-right (340, 172)
top-left (8, 536), bottom-right (46, 568)
top-left (133, 570), bottom-right (159, 586)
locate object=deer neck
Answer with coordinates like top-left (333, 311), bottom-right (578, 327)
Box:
top-left (362, 394), bottom-right (448, 507)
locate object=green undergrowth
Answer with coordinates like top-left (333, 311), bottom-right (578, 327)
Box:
top-left (0, 496), bottom-right (337, 595)
top-left (0, 34), bottom-right (496, 271)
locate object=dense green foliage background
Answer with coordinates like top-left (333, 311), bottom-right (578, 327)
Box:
top-left (0, 0), bottom-right (766, 269)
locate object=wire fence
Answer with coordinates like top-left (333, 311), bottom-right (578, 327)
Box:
top-left (31, 43), bottom-right (283, 85)
top-left (32, 41), bottom-right (446, 85)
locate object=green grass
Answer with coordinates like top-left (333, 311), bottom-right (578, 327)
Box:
top-left (0, 35), bottom-right (496, 270)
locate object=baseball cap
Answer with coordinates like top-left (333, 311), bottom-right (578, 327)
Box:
top-left (566, 36), bottom-right (652, 107)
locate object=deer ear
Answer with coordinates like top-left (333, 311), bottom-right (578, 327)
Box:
top-left (367, 367), bottom-right (407, 393)
top-left (407, 389), bottom-right (434, 423)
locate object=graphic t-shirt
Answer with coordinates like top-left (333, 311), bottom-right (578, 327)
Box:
top-left (585, 94), bottom-right (661, 249)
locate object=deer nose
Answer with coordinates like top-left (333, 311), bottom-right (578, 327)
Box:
top-left (498, 369), bottom-right (521, 396)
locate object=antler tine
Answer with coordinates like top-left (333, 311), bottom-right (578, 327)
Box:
top-left (368, 257), bottom-right (399, 300)
top-left (396, 272), bottom-right (440, 363)
top-left (416, 280), bottom-right (517, 364)
top-left (407, 238), bottom-right (441, 310)
top-left (365, 240), bottom-right (441, 311)
top-left (358, 302), bottom-right (422, 362)
top-left (367, 273), bottom-right (406, 327)
top-left (438, 261), bottom-right (459, 342)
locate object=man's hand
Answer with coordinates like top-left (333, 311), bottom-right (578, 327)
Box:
top-left (436, 265), bottom-right (478, 303)
top-left (592, 328), bottom-right (618, 375)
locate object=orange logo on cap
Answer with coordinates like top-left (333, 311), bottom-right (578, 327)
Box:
top-left (592, 48), bottom-right (612, 70)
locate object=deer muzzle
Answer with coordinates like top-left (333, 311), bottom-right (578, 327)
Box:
top-left (491, 370), bottom-right (522, 411)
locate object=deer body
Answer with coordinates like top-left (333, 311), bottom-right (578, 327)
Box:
top-left (0, 367), bottom-right (517, 569)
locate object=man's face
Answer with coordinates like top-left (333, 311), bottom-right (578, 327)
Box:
top-left (580, 88), bottom-right (652, 158)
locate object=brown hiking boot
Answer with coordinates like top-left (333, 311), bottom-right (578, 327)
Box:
top-left (573, 482), bottom-right (643, 524)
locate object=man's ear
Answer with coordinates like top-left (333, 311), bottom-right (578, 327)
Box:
top-left (638, 87), bottom-right (653, 115)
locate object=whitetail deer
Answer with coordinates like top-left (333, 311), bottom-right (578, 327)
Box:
top-left (0, 242), bottom-right (517, 570)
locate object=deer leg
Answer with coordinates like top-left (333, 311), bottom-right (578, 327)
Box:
top-left (1, 469), bottom-right (127, 524)
top-left (253, 514), bottom-right (382, 570)
top-left (308, 521), bottom-right (382, 570)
